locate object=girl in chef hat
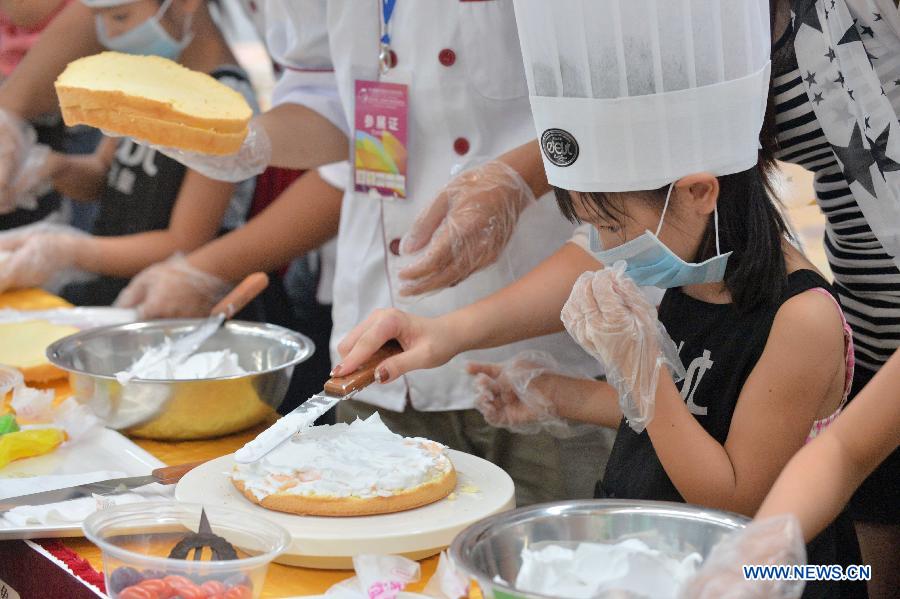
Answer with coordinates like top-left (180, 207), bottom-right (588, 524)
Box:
top-left (0, 0), bottom-right (257, 306)
top-left (334, 1), bottom-right (862, 595)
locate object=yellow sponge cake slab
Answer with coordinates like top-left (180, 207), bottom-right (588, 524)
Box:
top-left (0, 320), bottom-right (79, 383)
top-left (55, 52), bottom-right (251, 155)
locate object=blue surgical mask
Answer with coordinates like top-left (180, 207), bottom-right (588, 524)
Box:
top-left (95, 0), bottom-right (193, 60)
top-left (588, 182), bottom-right (732, 289)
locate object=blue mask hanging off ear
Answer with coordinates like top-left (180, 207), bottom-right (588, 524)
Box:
top-left (95, 0), bottom-right (193, 60)
top-left (588, 182), bottom-right (732, 289)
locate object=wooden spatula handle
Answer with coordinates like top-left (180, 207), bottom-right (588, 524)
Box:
top-left (323, 341), bottom-right (403, 396)
top-left (211, 272), bottom-right (269, 319)
top-left (151, 460), bottom-right (207, 485)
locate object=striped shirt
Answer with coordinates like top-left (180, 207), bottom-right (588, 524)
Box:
top-left (772, 18), bottom-right (900, 372)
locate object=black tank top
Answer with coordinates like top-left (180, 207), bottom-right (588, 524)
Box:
top-left (601, 269), bottom-right (833, 501)
top-left (599, 269), bottom-right (860, 599)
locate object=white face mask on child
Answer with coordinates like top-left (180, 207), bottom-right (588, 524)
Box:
top-left (95, 0), bottom-right (193, 60)
top-left (588, 183), bottom-right (732, 289)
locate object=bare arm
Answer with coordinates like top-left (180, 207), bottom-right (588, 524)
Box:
top-left (756, 350), bottom-right (900, 540)
top-left (186, 169), bottom-right (341, 283)
top-left (448, 243), bottom-right (598, 351)
top-left (497, 139), bottom-right (551, 199)
top-left (0, 1), bottom-right (100, 118)
top-left (333, 242), bottom-right (600, 379)
top-left (541, 374), bottom-right (623, 429)
top-left (259, 104), bottom-right (349, 171)
top-left (647, 291), bottom-right (847, 516)
top-left (74, 169), bottom-right (235, 277)
top-left (0, 0), bottom-right (65, 29)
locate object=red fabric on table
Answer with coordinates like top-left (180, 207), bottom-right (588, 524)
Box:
top-left (0, 539), bottom-right (105, 598)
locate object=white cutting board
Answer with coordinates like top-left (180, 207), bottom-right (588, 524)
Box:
top-left (0, 427), bottom-right (164, 540)
top-left (176, 450), bottom-right (515, 568)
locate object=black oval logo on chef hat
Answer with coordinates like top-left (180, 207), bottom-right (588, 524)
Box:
top-left (541, 128), bottom-right (579, 167)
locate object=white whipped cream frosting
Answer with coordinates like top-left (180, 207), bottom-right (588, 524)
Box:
top-left (231, 413), bottom-right (452, 500)
top-left (514, 539), bottom-right (702, 599)
top-left (116, 340), bottom-right (246, 383)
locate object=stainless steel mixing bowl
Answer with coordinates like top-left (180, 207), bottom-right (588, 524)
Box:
top-left (449, 499), bottom-right (748, 599)
top-left (47, 319), bottom-right (314, 440)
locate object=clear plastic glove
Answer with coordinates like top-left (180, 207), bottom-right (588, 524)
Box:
top-left (561, 261), bottom-right (685, 433)
top-left (151, 119), bottom-right (272, 183)
top-left (0, 108), bottom-right (40, 214)
top-left (468, 350), bottom-right (598, 438)
top-left (0, 223), bottom-right (86, 293)
top-left (9, 144), bottom-right (53, 210)
top-left (397, 160), bottom-right (535, 296)
top-left (679, 515), bottom-right (807, 599)
top-left (114, 254), bottom-right (232, 319)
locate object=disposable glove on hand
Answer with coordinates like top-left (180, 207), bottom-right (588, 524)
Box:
top-left (398, 161), bottom-right (535, 296)
top-left (561, 261), bottom-right (685, 433)
top-left (10, 144), bottom-right (53, 211)
top-left (151, 119), bottom-right (271, 183)
top-left (114, 254), bottom-right (232, 319)
top-left (0, 109), bottom-right (40, 214)
top-left (0, 223), bottom-right (87, 293)
top-left (468, 350), bottom-right (598, 438)
top-left (678, 515), bottom-right (806, 599)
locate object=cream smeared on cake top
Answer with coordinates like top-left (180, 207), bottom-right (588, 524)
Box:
top-left (231, 414), bottom-right (452, 500)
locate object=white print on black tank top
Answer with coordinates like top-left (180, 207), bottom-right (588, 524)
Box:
top-left (677, 341), bottom-right (712, 416)
top-left (107, 138), bottom-right (158, 196)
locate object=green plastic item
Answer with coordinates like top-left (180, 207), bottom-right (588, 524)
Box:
top-left (0, 413), bottom-right (19, 436)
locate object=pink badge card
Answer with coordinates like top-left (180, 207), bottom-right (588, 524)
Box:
top-left (354, 79), bottom-right (409, 199)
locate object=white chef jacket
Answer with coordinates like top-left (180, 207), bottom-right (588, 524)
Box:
top-left (315, 161), bottom-right (348, 306)
top-left (264, 0), bottom-right (600, 412)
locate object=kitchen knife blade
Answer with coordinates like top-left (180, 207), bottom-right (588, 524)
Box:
top-left (0, 461), bottom-right (205, 512)
top-left (233, 341), bottom-right (403, 464)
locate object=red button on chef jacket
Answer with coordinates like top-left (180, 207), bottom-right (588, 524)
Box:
top-left (438, 48), bottom-right (456, 67)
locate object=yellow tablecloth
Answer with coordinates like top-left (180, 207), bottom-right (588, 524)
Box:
top-left (0, 289), bottom-right (438, 598)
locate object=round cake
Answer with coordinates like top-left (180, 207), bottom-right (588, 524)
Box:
top-left (230, 414), bottom-right (456, 517)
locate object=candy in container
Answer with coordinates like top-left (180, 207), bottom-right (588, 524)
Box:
top-left (83, 502), bottom-right (289, 599)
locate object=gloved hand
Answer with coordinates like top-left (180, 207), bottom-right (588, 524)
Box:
top-left (152, 119), bottom-right (272, 183)
top-left (561, 261), bottom-right (685, 433)
top-left (9, 144), bottom-right (54, 211)
top-left (468, 350), bottom-right (597, 438)
top-left (678, 515), bottom-right (807, 599)
top-left (0, 223), bottom-right (86, 293)
top-left (0, 108), bottom-right (40, 214)
top-left (114, 254), bottom-right (232, 319)
top-left (397, 161), bottom-right (535, 296)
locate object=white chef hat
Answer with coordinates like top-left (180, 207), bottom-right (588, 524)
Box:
top-left (513, 0), bottom-right (771, 192)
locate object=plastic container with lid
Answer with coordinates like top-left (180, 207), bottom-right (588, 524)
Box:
top-left (83, 501), bottom-right (290, 599)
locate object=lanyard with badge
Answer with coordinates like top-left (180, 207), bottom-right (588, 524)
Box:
top-left (353, 0), bottom-right (410, 199)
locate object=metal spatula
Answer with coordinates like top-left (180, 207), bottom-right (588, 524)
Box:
top-left (234, 341), bottom-right (403, 463)
top-left (117, 272), bottom-right (269, 384)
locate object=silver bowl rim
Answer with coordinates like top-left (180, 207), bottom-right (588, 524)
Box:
top-left (448, 498), bottom-right (749, 599)
top-left (45, 318), bottom-right (315, 383)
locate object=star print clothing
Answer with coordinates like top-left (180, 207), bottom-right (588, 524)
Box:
top-left (777, 1), bottom-right (900, 372)
top-left (598, 270), bottom-right (862, 599)
top-left (59, 65), bottom-right (257, 306)
top-left (775, 1), bottom-right (900, 527)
